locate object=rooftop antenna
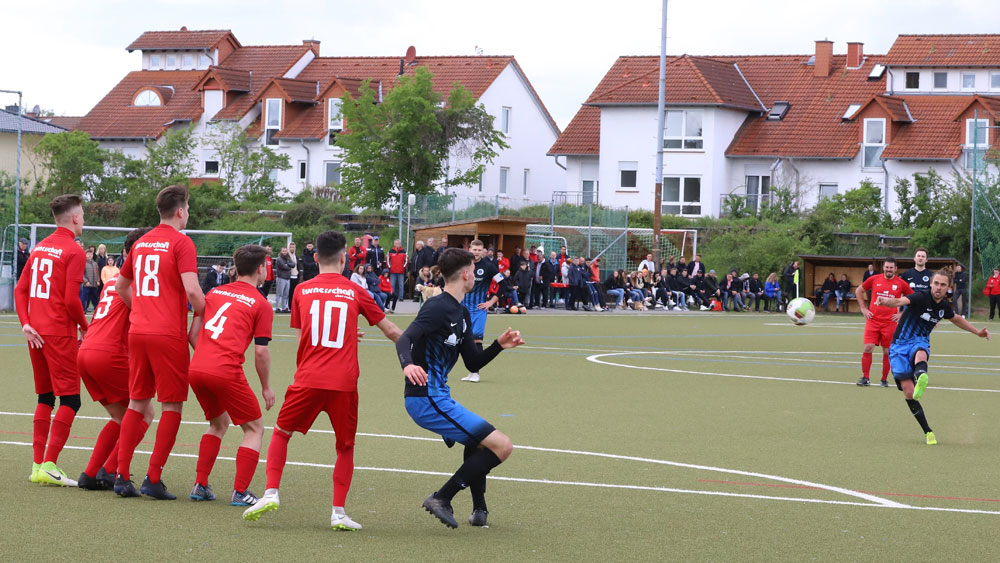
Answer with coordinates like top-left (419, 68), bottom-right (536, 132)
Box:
top-left (474, 45), bottom-right (484, 56)
top-left (404, 45), bottom-right (416, 65)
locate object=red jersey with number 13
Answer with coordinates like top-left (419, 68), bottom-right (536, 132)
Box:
top-left (120, 224), bottom-right (198, 339)
top-left (290, 273), bottom-right (385, 391)
top-left (861, 273), bottom-right (914, 323)
top-left (80, 277), bottom-right (130, 355)
top-left (14, 227), bottom-right (86, 337)
top-left (190, 281), bottom-right (274, 375)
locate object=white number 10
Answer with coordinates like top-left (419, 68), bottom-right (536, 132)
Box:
top-left (310, 300), bottom-right (347, 349)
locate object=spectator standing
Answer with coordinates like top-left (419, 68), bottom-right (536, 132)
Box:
top-left (495, 250), bottom-right (509, 273)
top-left (260, 245), bottom-right (274, 299)
top-left (862, 263), bottom-right (876, 283)
top-left (274, 247), bottom-right (294, 313)
top-left (302, 242), bottom-right (319, 281)
top-left (954, 264), bottom-right (968, 317)
top-left (509, 246), bottom-right (524, 273)
top-left (687, 254), bottom-right (705, 277)
top-left (95, 244), bottom-right (109, 271)
top-left (558, 246), bottom-right (569, 266)
top-left (513, 260), bottom-right (533, 309)
top-left (287, 242), bottom-right (300, 306)
top-left (16, 237), bottom-right (30, 281)
top-left (201, 261), bottom-right (230, 294)
top-left (100, 255), bottom-right (120, 284)
top-left (783, 260), bottom-right (800, 302)
top-left (532, 249), bottom-right (550, 308)
top-left (388, 239), bottom-right (407, 306)
top-left (348, 237), bottom-right (366, 272)
top-left (677, 256), bottom-right (688, 275)
top-left (985, 268), bottom-right (1000, 320)
top-left (81, 249), bottom-right (101, 312)
top-left (638, 254), bottom-right (656, 277)
top-left (432, 235), bottom-right (449, 265)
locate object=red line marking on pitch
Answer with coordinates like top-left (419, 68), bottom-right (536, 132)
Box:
top-left (699, 479), bottom-right (1000, 503)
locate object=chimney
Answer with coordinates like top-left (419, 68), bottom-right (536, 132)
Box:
top-left (814, 40), bottom-right (833, 78)
top-left (302, 39), bottom-right (320, 56)
top-left (399, 58), bottom-right (405, 76)
top-left (847, 42), bottom-right (863, 69)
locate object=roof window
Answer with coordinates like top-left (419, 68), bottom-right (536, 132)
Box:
top-left (868, 64), bottom-right (886, 80)
top-left (767, 102), bottom-right (790, 121)
top-left (842, 104), bottom-right (862, 121)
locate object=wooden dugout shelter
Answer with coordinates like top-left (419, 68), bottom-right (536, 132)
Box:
top-left (798, 254), bottom-right (961, 313)
top-left (411, 216), bottom-right (547, 258)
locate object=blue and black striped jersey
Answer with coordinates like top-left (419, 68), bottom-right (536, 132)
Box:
top-left (893, 291), bottom-right (954, 341)
top-left (899, 267), bottom-right (934, 294)
top-left (461, 258), bottom-right (504, 311)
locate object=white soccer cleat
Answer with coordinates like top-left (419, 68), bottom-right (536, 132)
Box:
top-left (242, 488), bottom-right (280, 521)
top-left (462, 373), bottom-right (480, 383)
top-left (331, 507), bottom-right (362, 531)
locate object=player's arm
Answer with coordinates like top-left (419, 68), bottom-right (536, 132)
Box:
top-left (254, 342), bottom-right (275, 410)
top-left (181, 272), bottom-right (206, 317)
top-left (14, 269), bottom-right (44, 348)
top-left (376, 318), bottom-right (403, 343)
top-left (478, 272), bottom-right (505, 310)
top-left (874, 295), bottom-right (912, 308)
top-left (949, 314), bottom-right (990, 340)
top-left (115, 275), bottom-right (133, 308)
top-left (459, 326), bottom-right (525, 374)
top-left (854, 283), bottom-right (871, 318)
top-left (188, 315), bottom-right (203, 349)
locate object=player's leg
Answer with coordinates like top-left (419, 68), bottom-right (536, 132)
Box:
top-left (231, 417), bottom-right (264, 506)
top-left (141, 336), bottom-right (190, 499)
top-left (463, 430), bottom-right (515, 527)
top-left (38, 337), bottom-right (83, 486)
top-left (892, 344), bottom-right (934, 443)
top-left (328, 390), bottom-right (362, 530)
top-left (462, 310), bottom-right (488, 382)
top-left (28, 345), bottom-right (55, 483)
top-left (117, 333), bottom-right (157, 494)
top-left (191, 413), bottom-right (229, 501)
top-left (911, 348), bottom-right (930, 401)
top-left (79, 401), bottom-right (126, 490)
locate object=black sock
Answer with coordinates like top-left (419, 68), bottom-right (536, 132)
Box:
top-left (914, 361), bottom-right (928, 377)
top-left (437, 448), bottom-right (502, 501)
top-left (464, 445), bottom-right (488, 510)
top-left (906, 399), bottom-right (932, 433)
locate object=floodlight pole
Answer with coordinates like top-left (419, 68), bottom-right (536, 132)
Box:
top-left (652, 0), bottom-right (667, 271)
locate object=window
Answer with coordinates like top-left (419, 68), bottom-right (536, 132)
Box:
top-left (905, 72), bottom-right (920, 89)
top-left (522, 168), bottom-right (529, 195)
top-left (663, 110), bottom-right (703, 149)
top-left (265, 98), bottom-right (281, 146)
top-left (581, 180), bottom-right (597, 204)
top-left (618, 161), bottom-right (638, 189)
top-left (268, 169), bottom-right (279, 182)
top-left (205, 160), bottom-right (219, 175)
top-left (932, 72), bottom-right (948, 89)
top-left (963, 73), bottom-right (977, 89)
top-left (328, 98), bottom-right (343, 130)
top-left (662, 177), bottom-right (701, 216)
top-left (298, 161), bottom-right (307, 181)
top-left (499, 167), bottom-right (509, 195)
top-left (182, 54), bottom-right (193, 68)
top-left (133, 89), bottom-right (162, 107)
top-left (200, 54), bottom-right (212, 68)
top-left (842, 103), bottom-right (862, 121)
top-left (324, 161), bottom-right (341, 186)
top-left (767, 102), bottom-right (790, 121)
top-left (867, 64), bottom-right (886, 80)
top-left (818, 183), bottom-right (838, 200)
top-left (966, 118), bottom-right (989, 147)
top-left (150, 55), bottom-right (161, 69)
top-left (166, 55), bottom-right (177, 68)
top-left (745, 174), bottom-right (770, 212)
top-left (862, 118), bottom-right (885, 168)
top-left (992, 73), bottom-right (1000, 89)
top-left (501, 107), bottom-right (511, 135)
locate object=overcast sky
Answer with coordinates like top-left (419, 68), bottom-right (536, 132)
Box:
top-left (2, 0), bottom-right (1000, 130)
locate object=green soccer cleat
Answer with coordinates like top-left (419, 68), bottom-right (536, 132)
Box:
top-left (37, 461), bottom-right (78, 487)
top-left (925, 431), bottom-right (937, 445)
top-left (913, 373), bottom-right (929, 401)
top-left (29, 463), bottom-right (41, 483)
top-left (242, 489), bottom-right (279, 522)
top-left (331, 508), bottom-right (362, 531)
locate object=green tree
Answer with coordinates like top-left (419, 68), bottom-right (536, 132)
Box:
top-left (141, 125), bottom-right (197, 190)
top-left (336, 67), bottom-right (508, 208)
top-left (204, 122), bottom-right (291, 203)
top-left (32, 130), bottom-right (105, 197)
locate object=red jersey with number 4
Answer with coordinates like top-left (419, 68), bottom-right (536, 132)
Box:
top-left (80, 277), bottom-right (130, 354)
top-left (861, 273), bottom-right (914, 323)
top-left (290, 273), bottom-right (385, 391)
top-left (120, 224), bottom-right (198, 339)
top-left (14, 227), bottom-right (86, 337)
top-left (190, 281), bottom-right (274, 375)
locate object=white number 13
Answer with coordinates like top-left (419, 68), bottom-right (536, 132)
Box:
top-left (310, 300), bottom-right (347, 349)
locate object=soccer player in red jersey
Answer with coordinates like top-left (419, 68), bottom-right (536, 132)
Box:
top-left (114, 185), bottom-right (206, 499)
top-left (186, 244), bottom-right (275, 506)
top-left (243, 230), bottom-right (417, 531)
top-left (77, 227), bottom-right (155, 491)
top-left (855, 257), bottom-right (914, 386)
top-left (15, 194), bottom-right (88, 487)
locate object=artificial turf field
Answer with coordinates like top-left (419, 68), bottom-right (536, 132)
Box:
top-left (3, 310), bottom-right (1000, 562)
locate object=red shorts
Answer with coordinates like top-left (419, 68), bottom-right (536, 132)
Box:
top-left (77, 348), bottom-right (129, 406)
top-left (29, 335), bottom-right (80, 396)
top-left (128, 333), bottom-right (189, 403)
top-left (275, 384), bottom-right (358, 440)
top-left (864, 319), bottom-right (897, 347)
top-left (189, 369), bottom-right (262, 426)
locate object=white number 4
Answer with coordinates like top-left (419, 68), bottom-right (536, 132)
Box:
top-left (310, 300), bottom-right (347, 349)
top-left (205, 302), bottom-right (232, 340)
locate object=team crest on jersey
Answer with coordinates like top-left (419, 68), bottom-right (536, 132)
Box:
top-left (938, 310), bottom-right (945, 318)
top-left (922, 275), bottom-right (929, 282)
top-left (444, 333), bottom-right (458, 347)
top-left (891, 284), bottom-right (897, 290)
top-left (477, 268), bottom-right (484, 276)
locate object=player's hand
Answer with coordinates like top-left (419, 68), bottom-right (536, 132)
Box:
top-left (78, 327), bottom-right (87, 344)
top-left (357, 329), bottom-right (366, 340)
top-left (403, 364), bottom-right (428, 386)
top-left (890, 311), bottom-right (902, 322)
top-left (477, 301), bottom-right (490, 310)
top-left (979, 328), bottom-right (990, 340)
top-left (497, 327), bottom-right (526, 349)
top-left (873, 295), bottom-right (883, 307)
top-left (262, 386), bottom-right (275, 410)
top-left (22, 324), bottom-right (44, 349)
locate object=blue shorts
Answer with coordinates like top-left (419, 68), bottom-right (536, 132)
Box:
top-left (467, 307), bottom-right (487, 339)
top-left (405, 395), bottom-right (495, 447)
top-left (889, 337), bottom-right (930, 382)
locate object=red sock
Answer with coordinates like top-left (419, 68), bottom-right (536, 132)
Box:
top-left (332, 443), bottom-right (355, 507)
top-left (234, 446), bottom-right (260, 492)
top-left (103, 439), bottom-right (120, 474)
top-left (195, 434), bottom-right (222, 487)
top-left (265, 430), bottom-right (290, 490)
top-left (147, 410), bottom-right (181, 483)
top-left (43, 405), bottom-right (77, 464)
top-left (32, 404), bottom-right (53, 465)
top-left (117, 408), bottom-right (148, 480)
top-left (861, 353), bottom-right (873, 378)
top-left (85, 420), bottom-right (120, 477)
top-left (882, 354), bottom-right (891, 381)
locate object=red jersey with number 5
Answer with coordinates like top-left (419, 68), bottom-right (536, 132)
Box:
top-left (190, 281), bottom-right (274, 376)
top-left (80, 277), bottom-right (130, 354)
top-left (861, 273), bottom-right (914, 323)
top-left (290, 272), bottom-right (385, 391)
top-left (14, 227), bottom-right (86, 337)
top-left (119, 224), bottom-right (198, 339)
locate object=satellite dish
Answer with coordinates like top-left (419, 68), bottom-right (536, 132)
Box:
top-left (31, 105), bottom-right (41, 114)
top-left (404, 46), bottom-right (416, 64)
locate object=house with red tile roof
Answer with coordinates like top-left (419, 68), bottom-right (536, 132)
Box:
top-left (74, 28), bottom-right (562, 202)
top-left (549, 35), bottom-right (1000, 216)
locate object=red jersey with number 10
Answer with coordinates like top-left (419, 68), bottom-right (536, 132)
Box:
top-left (120, 224), bottom-right (198, 339)
top-left (80, 277), bottom-right (130, 355)
top-left (14, 227), bottom-right (86, 337)
top-left (190, 281), bottom-right (274, 376)
top-left (861, 273), bottom-right (914, 323)
top-left (290, 273), bottom-right (385, 391)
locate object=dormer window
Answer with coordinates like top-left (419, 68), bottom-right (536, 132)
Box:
top-left (963, 73), bottom-right (977, 90)
top-left (934, 72), bottom-right (948, 89)
top-left (966, 118), bottom-right (989, 169)
top-left (200, 54), bottom-right (212, 68)
top-left (133, 89), bottom-right (163, 107)
top-left (265, 98), bottom-right (281, 145)
top-left (328, 98), bottom-right (343, 146)
top-left (150, 55), bottom-right (161, 69)
top-left (905, 72), bottom-right (920, 89)
top-left (182, 54), bottom-right (193, 68)
top-left (166, 55), bottom-right (176, 68)
top-left (992, 73), bottom-right (1000, 90)
top-left (862, 118), bottom-right (886, 169)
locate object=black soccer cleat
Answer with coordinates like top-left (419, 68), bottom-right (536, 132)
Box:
top-left (880, 379), bottom-right (890, 388)
top-left (856, 377), bottom-right (870, 387)
top-left (96, 467), bottom-right (116, 490)
top-left (422, 493), bottom-right (458, 528)
top-left (114, 474), bottom-right (140, 498)
top-left (469, 508), bottom-right (489, 527)
top-left (78, 471), bottom-right (107, 491)
top-left (140, 475), bottom-right (177, 500)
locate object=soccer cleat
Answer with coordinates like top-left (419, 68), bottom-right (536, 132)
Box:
top-left (856, 377), bottom-right (870, 387)
top-left (242, 488), bottom-right (280, 521)
top-left (422, 493), bottom-right (458, 528)
top-left (331, 509), bottom-right (362, 531)
top-left (231, 489), bottom-right (259, 507)
top-left (78, 471), bottom-right (108, 491)
top-left (114, 474), bottom-right (140, 498)
top-left (880, 380), bottom-right (890, 388)
top-left (96, 467), bottom-right (116, 489)
top-left (190, 483), bottom-right (216, 501)
top-left (925, 431), bottom-right (937, 445)
top-left (462, 372), bottom-right (480, 383)
top-left (37, 461), bottom-right (78, 487)
top-left (469, 508), bottom-right (489, 527)
top-left (29, 463), bottom-right (41, 483)
top-left (913, 373), bottom-right (929, 401)
top-left (140, 476), bottom-right (177, 500)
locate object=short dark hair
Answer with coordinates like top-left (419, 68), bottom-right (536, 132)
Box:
top-left (914, 247), bottom-right (928, 255)
top-left (470, 239), bottom-right (484, 249)
top-left (438, 248), bottom-right (474, 279)
top-left (50, 194), bottom-right (83, 218)
top-left (233, 244), bottom-right (267, 277)
top-left (156, 184), bottom-right (189, 219)
top-left (883, 257), bottom-right (897, 265)
top-left (123, 227), bottom-right (152, 255)
top-left (933, 267), bottom-right (954, 285)
top-left (315, 230), bottom-right (346, 265)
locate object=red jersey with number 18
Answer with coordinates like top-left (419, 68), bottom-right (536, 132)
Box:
top-left (290, 273), bottom-right (385, 391)
top-left (861, 273), bottom-right (914, 323)
top-left (119, 224), bottom-right (198, 339)
top-left (80, 277), bottom-right (130, 354)
top-left (190, 281), bottom-right (274, 375)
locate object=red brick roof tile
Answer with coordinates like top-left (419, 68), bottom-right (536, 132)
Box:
top-left (211, 45), bottom-right (314, 120)
top-left (42, 116), bottom-right (82, 130)
top-left (854, 95), bottom-right (913, 123)
top-left (548, 106), bottom-right (599, 155)
top-left (253, 78), bottom-right (319, 104)
top-left (76, 70), bottom-right (205, 139)
top-left (199, 66), bottom-right (251, 92)
top-left (127, 29), bottom-right (240, 52)
top-left (885, 35), bottom-right (1000, 67)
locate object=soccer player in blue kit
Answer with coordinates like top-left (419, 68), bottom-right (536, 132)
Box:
top-left (459, 239), bottom-right (507, 383)
top-left (396, 247), bottom-right (525, 528)
top-left (875, 269), bottom-right (989, 445)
